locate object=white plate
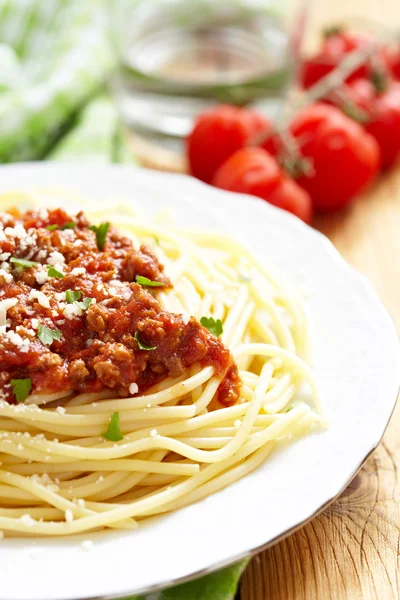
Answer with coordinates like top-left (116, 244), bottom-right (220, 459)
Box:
top-left (0, 164), bottom-right (398, 600)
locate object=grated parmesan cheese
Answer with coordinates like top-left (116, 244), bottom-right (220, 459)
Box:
top-left (129, 382), bottom-right (138, 395)
top-left (47, 251), bottom-right (65, 266)
top-left (63, 303), bottom-right (83, 320)
top-left (65, 509), bottom-right (74, 523)
top-left (0, 298), bottom-right (18, 326)
top-left (5, 330), bottom-right (30, 352)
top-left (71, 267), bottom-right (86, 276)
top-left (29, 289), bottom-right (50, 309)
top-left (34, 268), bottom-right (48, 285)
top-left (5, 224), bottom-right (27, 239)
top-left (20, 514), bottom-right (35, 527)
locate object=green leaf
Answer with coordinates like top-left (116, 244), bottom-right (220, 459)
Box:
top-left (102, 412), bottom-right (124, 442)
top-left (38, 324), bottom-right (61, 346)
top-left (286, 405), bottom-right (295, 412)
top-left (89, 222), bottom-right (110, 251)
top-left (134, 331), bottom-right (156, 351)
top-left (46, 221), bottom-right (76, 231)
top-left (134, 560), bottom-right (249, 600)
top-left (60, 221), bottom-right (76, 230)
top-left (46, 265), bottom-right (64, 279)
top-left (10, 256), bottom-right (38, 269)
top-left (10, 378), bottom-right (32, 403)
top-left (200, 317), bottom-right (223, 337)
top-left (136, 275), bottom-right (164, 288)
top-left (65, 290), bottom-right (82, 303)
top-left (75, 297), bottom-right (92, 310)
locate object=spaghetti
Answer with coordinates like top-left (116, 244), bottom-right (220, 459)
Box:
top-left (0, 194), bottom-right (321, 537)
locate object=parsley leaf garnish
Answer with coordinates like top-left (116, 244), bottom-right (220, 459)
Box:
top-left (38, 324), bottom-right (61, 346)
top-left (135, 275), bottom-right (164, 288)
top-left (46, 221), bottom-right (75, 231)
top-left (10, 257), bottom-right (38, 269)
top-left (286, 405), bottom-right (295, 413)
top-left (102, 412), bottom-right (124, 442)
top-left (134, 331), bottom-right (157, 351)
top-left (89, 222), bottom-right (110, 251)
top-left (65, 291), bottom-right (91, 310)
top-left (46, 265), bottom-right (64, 279)
top-left (65, 290), bottom-right (82, 303)
top-left (75, 297), bottom-right (92, 310)
top-left (10, 378), bottom-right (32, 403)
top-left (60, 221), bottom-right (76, 230)
top-left (200, 316), bottom-right (223, 337)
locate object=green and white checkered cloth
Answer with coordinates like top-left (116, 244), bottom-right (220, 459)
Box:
top-left (0, 1), bottom-right (248, 597)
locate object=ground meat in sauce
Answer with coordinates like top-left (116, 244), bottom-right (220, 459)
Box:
top-left (0, 208), bottom-right (240, 406)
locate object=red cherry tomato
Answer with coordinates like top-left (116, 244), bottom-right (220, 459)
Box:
top-left (388, 48), bottom-right (400, 80)
top-left (264, 176), bottom-right (313, 223)
top-left (344, 79), bottom-right (400, 169)
top-left (301, 31), bottom-right (387, 89)
top-left (301, 53), bottom-right (339, 90)
top-left (187, 105), bottom-right (270, 184)
top-left (212, 147), bottom-right (313, 222)
top-left (264, 103), bottom-right (380, 212)
top-left (263, 103), bottom-right (334, 158)
top-left (294, 104), bottom-right (380, 211)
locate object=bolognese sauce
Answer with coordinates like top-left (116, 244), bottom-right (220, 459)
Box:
top-left (0, 208), bottom-right (240, 406)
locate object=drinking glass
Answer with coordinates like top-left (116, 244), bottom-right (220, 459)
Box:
top-left (111, 0), bottom-right (307, 150)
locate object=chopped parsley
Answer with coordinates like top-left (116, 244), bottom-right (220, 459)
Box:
top-left (46, 221), bottom-right (76, 231)
top-left (46, 265), bottom-right (64, 279)
top-left (10, 378), bottom-right (32, 403)
top-left (65, 290), bottom-right (82, 303)
top-left (75, 297), bottom-right (92, 310)
top-left (135, 275), bottom-right (164, 288)
top-left (102, 412), bottom-right (124, 442)
top-left (65, 290), bottom-right (91, 310)
top-left (134, 331), bottom-right (157, 351)
top-left (200, 316), bottom-right (223, 337)
top-left (89, 222), bottom-right (110, 251)
top-left (286, 406), bottom-right (295, 413)
top-left (38, 324), bottom-right (61, 346)
top-left (60, 221), bottom-right (76, 230)
top-left (10, 257), bottom-right (38, 269)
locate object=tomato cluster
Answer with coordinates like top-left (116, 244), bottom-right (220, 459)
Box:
top-left (186, 28), bottom-right (400, 222)
top-left (303, 29), bottom-right (400, 171)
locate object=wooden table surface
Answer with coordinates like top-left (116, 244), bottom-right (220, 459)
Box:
top-left (130, 1), bottom-right (400, 598)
